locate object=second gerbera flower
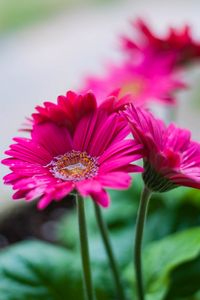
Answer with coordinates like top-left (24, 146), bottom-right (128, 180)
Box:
top-left (123, 104), bottom-right (200, 192)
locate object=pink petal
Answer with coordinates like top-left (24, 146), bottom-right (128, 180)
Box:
top-left (91, 189), bottom-right (110, 208)
top-left (76, 179), bottom-right (102, 196)
top-left (97, 172), bottom-right (132, 189)
top-left (31, 122), bottom-right (73, 157)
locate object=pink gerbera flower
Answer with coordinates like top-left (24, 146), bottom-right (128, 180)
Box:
top-left (122, 18), bottom-right (200, 67)
top-left (82, 57), bottom-right (185, 108)
top-left (2, 92), bottom-right (143, 209)
top-left (123, 105), bottom-right (200, 192)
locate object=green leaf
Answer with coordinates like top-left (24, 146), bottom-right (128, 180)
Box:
top-left (165, 255), bottom-right (200, 299)
top-left (0, 240), bottom-right (82, 300)
top-left (0, 240), bottom-right (109, 300)
top-left (145, 227), bottom-right (200, 298)
top-left (125, 227), bottom-right (200, 300)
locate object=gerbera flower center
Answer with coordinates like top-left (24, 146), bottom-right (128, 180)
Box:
top-left (119, 79), bottom-right (145, 98)
top-left (49, 150), bottom-right (99, 181)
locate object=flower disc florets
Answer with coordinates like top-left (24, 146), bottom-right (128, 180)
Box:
top-left (49, 150), bottom-right (99, 182)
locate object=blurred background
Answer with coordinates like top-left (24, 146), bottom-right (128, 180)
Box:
top-left (1, 0), bottom-right (200, 202)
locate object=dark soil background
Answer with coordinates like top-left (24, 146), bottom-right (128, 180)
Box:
top-left (0, 196), bottom-right (74, 249)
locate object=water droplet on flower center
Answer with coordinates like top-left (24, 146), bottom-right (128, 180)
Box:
top-left (48, 150), bottom-right (99, 182)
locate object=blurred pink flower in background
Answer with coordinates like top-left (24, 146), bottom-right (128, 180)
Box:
top-left (82, 18), bottom-right (200, 108)
top-left (82, 56), bottom-right (185, 107)
top-left (2, 91), bottom-right (143, 209)
top-left (124, 105), bottom-right (200, 192)
top-left (122, 18), bottom-right (200, 67)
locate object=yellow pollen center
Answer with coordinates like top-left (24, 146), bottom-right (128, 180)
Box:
top-left (49, 150), bottom-right (99, 181)
top-left (119, 79), bottom-right (145, 98)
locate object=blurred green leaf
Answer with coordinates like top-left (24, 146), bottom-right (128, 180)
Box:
top-left (165, 255), bottom-right (200, 299)
top-left (0, 240), bottom-right (109, 300)
top-left (0, 240), bottom-right (82, 300)
top-left (125, 227), bottom-right (200, 300)
top-left (0, 0), bottom-right (69, 33)
top-left (0, 0), bottom-right (115, 33)
top-left (145, 227), bottom-right (200, 296)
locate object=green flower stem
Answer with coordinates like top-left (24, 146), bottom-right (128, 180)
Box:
top-left (94, 203), bottom-right (126, 300)
top-left (134, 186), bottom-right (152, 300)
top-left (76, 194), bottom-right (96, 300)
